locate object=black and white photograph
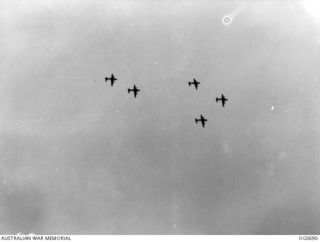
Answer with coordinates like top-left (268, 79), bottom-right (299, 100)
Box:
top-left (0, 0), bottom-right (320, 237)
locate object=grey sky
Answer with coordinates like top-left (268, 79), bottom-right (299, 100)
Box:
top-left (0, 0), bottom-right (320, 234)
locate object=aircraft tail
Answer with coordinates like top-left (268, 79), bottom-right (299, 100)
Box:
top-left (128, 89), bottom-right (130, 93)
top-left (215, 98), bottom-right (218, 102)
top-left (195, 119), bottom-right (198, 123)
top-left (188, 82), bottom-right (191, 86)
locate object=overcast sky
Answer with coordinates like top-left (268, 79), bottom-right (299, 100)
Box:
top-left (0, 0), bottom-right (320, 234)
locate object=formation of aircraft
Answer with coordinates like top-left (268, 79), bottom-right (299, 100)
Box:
top-left (105, 74), bottom-right (117, 86)
top-left (128, 85), bottom-right (140, 98)
top-left (103, 74), bottom-right (229, 128)
top-left (216, 94), bottom-right (228, 107)
top-left (195, 114), bottom-right (207, 128)
top-left (105, 74), bottom-right (141, 98)
top-left (188, 78), bottom-right (200, 90)
top-left (187, 78), bottom-right (229, 127)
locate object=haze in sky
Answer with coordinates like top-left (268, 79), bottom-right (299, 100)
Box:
top-left (0, 0), bottom-right (320, 234)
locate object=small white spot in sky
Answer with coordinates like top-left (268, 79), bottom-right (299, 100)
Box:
top-left (271, 106), bottom-right (274, 111)
top-left (116, 110), bottom-right (119, 113)
top-left (222, 15), bottom-right (232, 25)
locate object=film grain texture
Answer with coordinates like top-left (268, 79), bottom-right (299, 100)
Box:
top-left (0, 0), bottom-right (320, 234)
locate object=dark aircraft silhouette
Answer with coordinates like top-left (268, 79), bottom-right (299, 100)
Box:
top-left (188, 78), bottom-right (200, 90)
top-left (128, 85), bottom-right (140, 98)
top-left (195, 114), bottom-right (207, 128)
top-left (105, 74), bottom-right (117, 86)
top-left (216, 94), bottom-right (228, 107)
